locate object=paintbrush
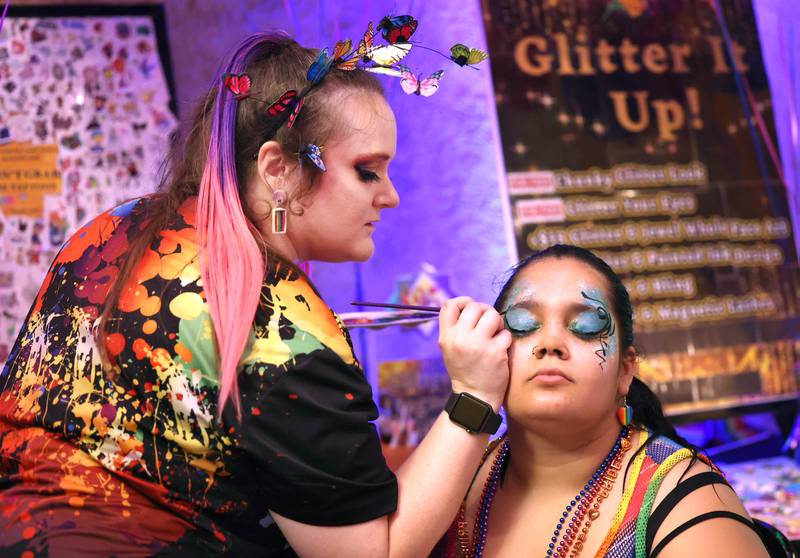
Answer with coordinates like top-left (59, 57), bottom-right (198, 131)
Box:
top-left (350, 301), bottom-right (441, 313)
top-left (351, 301), bottom-right (510, 315)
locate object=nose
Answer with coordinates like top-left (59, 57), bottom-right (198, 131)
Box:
top-left (375, 178), bottom-right (400, 209)
top-left (532, 325), bottom-right (569, 360)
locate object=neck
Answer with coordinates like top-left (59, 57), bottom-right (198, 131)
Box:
top-left (268, 236), bottom-right (300, 261)
top-left (255, 225), bottom-right (302, 262)
top-left (504, 416), bottom-right (623, 497)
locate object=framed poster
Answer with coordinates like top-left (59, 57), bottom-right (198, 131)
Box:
top-left (481, 0), bottom-right (799, 416)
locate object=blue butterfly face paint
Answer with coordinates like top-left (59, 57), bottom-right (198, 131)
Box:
top-left (572, 288), bottom-right (616, 371)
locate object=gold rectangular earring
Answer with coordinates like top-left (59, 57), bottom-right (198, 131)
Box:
top-left (271, 190), bottom-right (287, 234)
top-left (271, 207), bottom-right (287, 234)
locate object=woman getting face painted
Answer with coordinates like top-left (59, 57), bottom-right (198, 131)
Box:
top-left (432, 245), bottom-right (772, 558)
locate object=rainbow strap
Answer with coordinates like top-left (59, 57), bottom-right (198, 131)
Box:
top-left (593, 429), bottom-right (650, 557)
top-left (633, 448), bottom-right (695, 558)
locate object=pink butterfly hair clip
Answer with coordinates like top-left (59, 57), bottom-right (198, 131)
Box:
top-left (397, 65), bottom-right (444, 97)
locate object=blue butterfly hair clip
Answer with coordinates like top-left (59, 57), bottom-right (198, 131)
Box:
top-left (299, 143), bottom-right (326, 172)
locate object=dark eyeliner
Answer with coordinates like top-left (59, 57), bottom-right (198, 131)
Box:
top-left (356, 166), bottom-right (380, 182)
top-left (569, 327), bottom-right (603, 341)
top-left (507, 326), bottom-right (533, 337)
top-left (568, 311), bottom-right (609, 340)
top-left (503, 307), bottom-right (541, 337)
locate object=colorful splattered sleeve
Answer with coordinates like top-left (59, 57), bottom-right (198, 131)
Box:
top-left (0, 196), bottom-right (396, 557)
top-left (232, 260), bottom-right (398, 526)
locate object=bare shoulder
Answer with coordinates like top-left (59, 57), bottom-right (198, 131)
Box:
top-left (649, 453), bottom-right (768, 558)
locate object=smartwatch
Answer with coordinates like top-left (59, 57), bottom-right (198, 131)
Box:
top-left (445, 392), bottom-right (502, 434)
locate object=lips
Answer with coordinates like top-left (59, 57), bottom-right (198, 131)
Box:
top-left (531, 368), bottom-right (572, 383)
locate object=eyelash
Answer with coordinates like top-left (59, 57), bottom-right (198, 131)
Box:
top-left (568, 325), bottom-right (603, 341)
top-left (356, 166), bottom-right (380, 182)
top-left (507, 326), bottom-right (538, 337)
top-left (503, 315), bottom-right (541, 337)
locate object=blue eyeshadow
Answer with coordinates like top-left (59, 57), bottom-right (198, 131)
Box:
top-left (569, 308), bottom-right (608, 336)
top-left (504, 307), bottom-right (540, 334)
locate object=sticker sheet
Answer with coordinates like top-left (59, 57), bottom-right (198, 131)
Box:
top-left (0, 15), bottom-right (177, 359)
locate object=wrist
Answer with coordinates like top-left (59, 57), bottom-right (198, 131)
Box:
top-left (449, 384), bottom-right (503, 413)
top-left (445, 391), bottom-right (503, 435)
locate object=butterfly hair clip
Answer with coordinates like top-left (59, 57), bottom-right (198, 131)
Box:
top-left (223, 71), bottom-right (300, 124)
top-left (226, 14), bottom-right (490, 143)
top-left (299, 143), bottom-right (326, 172)
top-left (377, 15), bottom-right (418, 44)
top-left (449, 44), bottom-right (489, 68)
top-left (372, 15), bottom-right (489, 71)
top-left (223, 73), bottom-right (253, 100)
top-left (397, 65), bottom-right (444, 97)
top-left (266, 89), bottom-right (304, 130)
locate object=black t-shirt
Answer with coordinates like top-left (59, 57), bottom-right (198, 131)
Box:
top-left (0, 196), bottom-right (397, 556)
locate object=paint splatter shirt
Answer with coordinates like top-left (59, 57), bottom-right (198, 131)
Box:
top-left (0, 197), bottom-right (397, 557)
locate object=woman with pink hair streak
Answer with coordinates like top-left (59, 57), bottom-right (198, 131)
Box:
top-left (0, 32), bottom-right (510, 557)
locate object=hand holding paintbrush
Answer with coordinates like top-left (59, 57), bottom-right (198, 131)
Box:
top-left (353, 298), bottom-right (510, 412)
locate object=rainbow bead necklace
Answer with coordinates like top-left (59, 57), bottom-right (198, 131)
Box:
top-left (464, 427), bottom-right (632, 558)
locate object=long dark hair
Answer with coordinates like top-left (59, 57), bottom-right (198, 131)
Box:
top-left (495, 244), bottom-right (701, 472)
top-left (96, 33), bottom-right (384, 419)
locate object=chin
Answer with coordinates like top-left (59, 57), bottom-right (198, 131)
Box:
top-left (317, 242), bottom-right (374, 263)
top-left (508, 392), bottom-right (569, 418)
top-left (352, 240), bottom-right (375, 262)
top-left (353, 248), bottom-right (374, 262)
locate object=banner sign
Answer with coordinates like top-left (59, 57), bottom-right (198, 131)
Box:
top-left (482, 0), bottom-right (799, 414)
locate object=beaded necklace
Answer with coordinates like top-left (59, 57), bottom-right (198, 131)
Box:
top-left (461, 427), bottom-right (632, 558)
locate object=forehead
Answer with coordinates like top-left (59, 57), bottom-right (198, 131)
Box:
top-left (509, 257), bottom-right (612, 302)
top-left (324, 91), bottom-right (396, 156)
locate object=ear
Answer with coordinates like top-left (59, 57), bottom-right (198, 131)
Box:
top-left (617, 345), bottom-right (636, 398)
top-left (256, 140), bottom-right (288, 184)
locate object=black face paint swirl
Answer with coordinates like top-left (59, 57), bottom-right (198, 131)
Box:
top-left (577, 290), bottom-right (616, 371)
